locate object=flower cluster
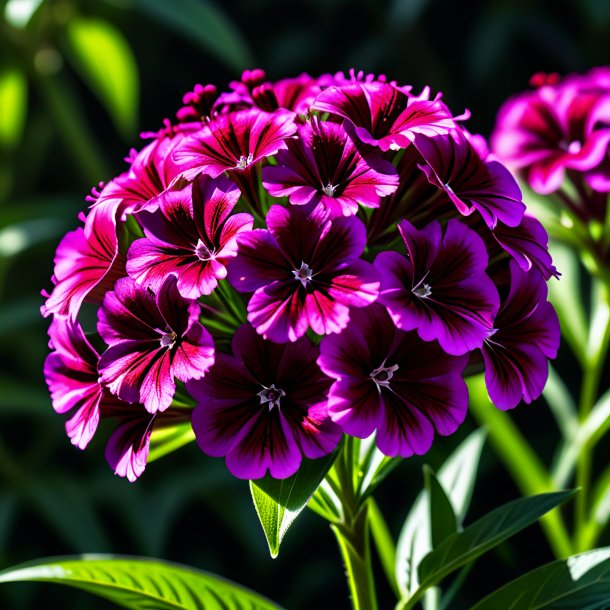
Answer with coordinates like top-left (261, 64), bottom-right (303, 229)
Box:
top-left (42, 68), bottom-right (559, 481)
top-left (492, 67), bottom-right (610, 223)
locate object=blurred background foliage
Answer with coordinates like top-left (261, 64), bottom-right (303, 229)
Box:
top-left (0, 0), bottom-right (609, 608)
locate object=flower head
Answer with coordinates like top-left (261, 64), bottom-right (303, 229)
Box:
top-left (318, 305), bottom-right (468, 457)
top-left (98, 275), bottom-right (215, 412)
top-left (127, 175), bottom-right (253, 298)
top-left (228, 204), bottom-right (379, 342)
top-left (263, 117), bottom-right (399, 217)
top-left (190, 324), bottom-right (341, 479)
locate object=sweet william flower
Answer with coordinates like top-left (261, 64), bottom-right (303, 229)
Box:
top-left (414, 130), bottom-right (526, 229)
top-left (98, 275), bottom-right (215, 413)
top-left (189, 324), bottom-right (341, 480)
top-left (41, 205), bottom-right (124, 320)
top-left (126, 175), bottom-right (253, 298)
top-left (228, 204), bottom-right (379, 342)
top-left (313, 81), bottom-right (457, 151)
top-left (318, 304), bottom-right (468, 457)
top-left (262, 117), bottom-right (399, 217)
top-left (482, 261), bottom-right (560, 410)
top-left (375, 218), bottom-right (499, 356)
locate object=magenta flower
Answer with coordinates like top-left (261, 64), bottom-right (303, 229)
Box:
top-left (482, 261), bottom-right (560, 410)
top-left (228, 204), bottom-right (379, 342)
top-left (172, 108), bottom-right (297, 182)
top-left (262, 118), bottom-right (399, 217)
top-left (375, 219), bottom-right (499, 356)
top-left (313, 82), bottom-right (457, 151)
top-left (90, 134), bottom-right (187, 219)
top-left (98, 275), bottom-right (215, 413)
top-left (189, 324), bottom-right (341, 479)
top-left (415, 130), bottom-right (526, 229)
top-left (126, 175), bottom-right (253, 298)
top-left (41, 205), bottom-right (123, 320)
top-left (491, 73), bottom-right (610, 194)
top-left (318, 304), bottom-right (468, 457)
top-left (44, 316), bottom-right (113, 449)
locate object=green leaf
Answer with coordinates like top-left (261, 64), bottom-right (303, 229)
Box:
top-left (148, 421), bottom-right (195, 463)
top-left (471, 547), bottom-right (610, 609)
top-left (0, 555), bottom-right (284, 609)
top-left (543, 365), bottom-right (578, 440)
top-left (0, 68), bottom-right (27, 150)
top-left (424, 467), bottom-right (457, 549)
top-left (417, 490), bottom-right (576, 591)
top-left (250, 451), bottom-right (338, 557)
top-left (64, 17), bottom-right (139, 139)
top-left (368, 498), bottom-right (399, 598)
top-left (395, 429), bottom-right (486, 597)
top-left (136, 0), bottom-right (254, 72)
top-left (552, 387), bottom-right (610, 488)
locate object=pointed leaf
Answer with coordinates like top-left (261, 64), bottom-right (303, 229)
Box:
top-left (0, 555), bottom-right (284, 609)
top-left (424, 466), bottom-right (457, 548)
top-left (418, 490), bottom-right (577, 588)
top-left (64, 17), bottom-right (139, 138)
top-left (396, 429), bottom-right (486, 597)
top-left (250, 451), bottom-right (338, 558)
top-left (0, 68), bottom-right (27, 150)
top-left (471, 547), bottom-right (610, 609)
top-left (136, 0), bottom-right (253, 72)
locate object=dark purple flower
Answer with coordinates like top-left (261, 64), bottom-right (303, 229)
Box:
top-left (491, 73), bottom-right (610, 194)
top-left (375, 219), bottom-right (499, 355)
top-left (318, 305), bottom-right (468, 457)
top-left (482, 261), bottom-right (560, 410)
top-left (228, 204), bottom-right (379, 342)
top-left (41, 205), bottom-right (124, 320)
top-left (172, 108), bottom-right (297, 182)
top-left (126, 175), bottom-right (253, 298)
top-left (262, 118), bottom-right (399, 217)
top-left (313, 82), bottom-right (457, 151)
top-left (98, 275), bottom-right (215, 413)
top-left (189, 324), bottom-right (341, 479)
top-left (492, 215), bottom-right (559, 280)
top-left (415, 130), bottom-right (526, 229)
top-left (105, 411), bottom-right (156, 482)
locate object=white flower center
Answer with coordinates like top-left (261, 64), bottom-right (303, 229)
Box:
top-left (257, 384), bottom-right (285, 411)
top-left (160, 330), bottom-right (177, 349)
top-left (195, 239), bottom-right (215, 262)
top-left (236, 153), bottom-right (254, 169)
top-left (322, 183), bottom-right (337, 197)
top-left (370, 362), bottom-right (399, 390)
top-left (292, 261), bottom-right (313, 288)
top-left (412, 283), bottom-right (432, 298)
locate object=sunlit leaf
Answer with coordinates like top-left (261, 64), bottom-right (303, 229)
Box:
top-left (395, 429), bottom-right (486, 597)
top-left (368, 498), bottom-right (399, 597)
top-left (64, 17), bottom-right (139, 139)
top-left (136, 0), bottom-right (253, 72)
top-left (0, 555), bottom-right (284, 609)
top-left (0, 68), bottom-right (27, 150)
top-left (543, 365), bottom-right (578, 440)
top-left (471, 547), bottom-right (610, 609)
top-left (250, 451), bottom-right (338, 558)
top-left (416, 491), bottom-right (577, 595)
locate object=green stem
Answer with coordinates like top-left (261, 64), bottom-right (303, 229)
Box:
top-left (331, 503), bottom-right (378, 610)
top-left (574, 282), bottom-right (610, 551)
top-left (331, 438), bottom-right (379, 610)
